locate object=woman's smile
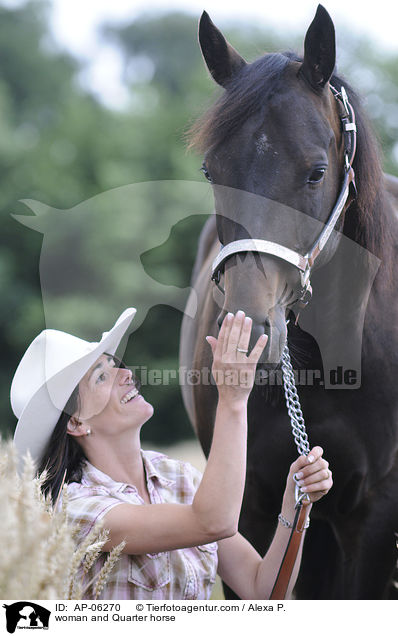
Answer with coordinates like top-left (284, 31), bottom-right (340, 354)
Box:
top-left (120, 385), bottom-right (140, 404)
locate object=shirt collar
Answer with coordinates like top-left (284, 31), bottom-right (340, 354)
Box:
top-left (81, 450), bottom-right (175, 490)
top-left (141, 450), bottom-right (175, 487)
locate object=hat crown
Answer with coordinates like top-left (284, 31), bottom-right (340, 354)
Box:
top-left (11, 307), bottom-right (136, 470)
top-left (10, 329), bottom-right (97, 419)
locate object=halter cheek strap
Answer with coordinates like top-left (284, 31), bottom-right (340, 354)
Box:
top-left (210, 84), bottom-right (357, 309)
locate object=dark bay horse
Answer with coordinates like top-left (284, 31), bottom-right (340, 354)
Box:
top-left (180, 5), bottom-right (398, 599)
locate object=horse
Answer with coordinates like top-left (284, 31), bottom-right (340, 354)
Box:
top-left (180, 5), bottom-right (398, 599)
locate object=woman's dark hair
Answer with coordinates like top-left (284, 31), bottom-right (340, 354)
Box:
top-left (38, 354), bottom-right (134, 505)
top-left (39, 384), bottom-right (86, 505)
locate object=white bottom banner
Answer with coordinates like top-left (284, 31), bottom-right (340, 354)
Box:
top-left (1, 600), bottom-right (395, 635)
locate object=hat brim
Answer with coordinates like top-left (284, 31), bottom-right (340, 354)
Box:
top-left (13, 308), bottom-right (136, 469)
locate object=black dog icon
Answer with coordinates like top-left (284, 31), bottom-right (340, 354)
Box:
top-left (3, 602), bottom-right (50, 633)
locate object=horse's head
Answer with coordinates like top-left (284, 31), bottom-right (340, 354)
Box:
top-left (195, 5), bottom-right (356, 364)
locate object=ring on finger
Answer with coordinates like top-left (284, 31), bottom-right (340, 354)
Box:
top-left (237, 347), bottom-right (248, 353)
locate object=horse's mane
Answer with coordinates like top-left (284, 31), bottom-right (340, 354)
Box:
top-left (189, 51), bottom-right (394, 264)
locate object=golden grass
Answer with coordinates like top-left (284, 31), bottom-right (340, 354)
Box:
top-left (0, 439), bottom-right (124, 600)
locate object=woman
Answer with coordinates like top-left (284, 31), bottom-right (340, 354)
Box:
top-left (11, 307), bottom-right (332, 600)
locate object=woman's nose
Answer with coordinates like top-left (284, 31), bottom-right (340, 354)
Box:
top-left (118, 367), bottom-right (133, 383)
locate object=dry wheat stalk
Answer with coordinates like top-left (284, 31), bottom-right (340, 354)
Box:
top-left (0, 438), bottom-right (124, 600)
top-left (92, 540), bottom-right (126, 599)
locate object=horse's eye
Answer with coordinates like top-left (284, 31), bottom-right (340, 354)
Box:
top-left (200, 162), bottom-right (213, 183)
top-left (308, 168), bottom-right (326, 184)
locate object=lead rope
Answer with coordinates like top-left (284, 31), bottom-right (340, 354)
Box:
top-left (270, 340), bottom-right (311, 600)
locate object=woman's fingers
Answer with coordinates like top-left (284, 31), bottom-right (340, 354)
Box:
top-left (222, 311), bottom-right (267, 362)
top-left (224, 310), bottom-right (246, 355)
top-left (248, 332), bottom-right (268, 363)
top-left (211, 312), bottom-right (231, 359)
top-left (221, 313), bottom-right (233, 356)
top-left (290, 446), bottom-right (324, 475)
top-left (207, 312), bottom-right (267, 395)
top-left (207, 311), bottom-right (251, 360)
top-left (236, 315), bottom-right (252, 355)
top-left (205, 335), bottom-right (217, 357)
top-left (296, 466), bottom-right (331, 488)
top-left (295, 459), bottom-right (329, 481)
top-left (289, 447), bottom-right (333, 498)
top-left (300, 474), bottom-right (332, 494)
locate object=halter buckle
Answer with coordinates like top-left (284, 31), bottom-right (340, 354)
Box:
top-left (211, 268), bottom-right (221, 283)
top-left (340, 86), bottom-right (350, 115)
top-left (299, 285), bottom-right (312, 306)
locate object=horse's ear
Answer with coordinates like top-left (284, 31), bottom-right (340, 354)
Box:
top-left (300, 4), bottom-right (336, 90)
top-left (198, 11), bottom-right (246, 87)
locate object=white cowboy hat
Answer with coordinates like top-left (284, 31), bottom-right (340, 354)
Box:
top-left (11, 307), bottom-right (136, 468)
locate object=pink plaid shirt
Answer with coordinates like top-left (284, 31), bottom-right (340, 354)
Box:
top-left (65, 450), bottom-right (218, 600)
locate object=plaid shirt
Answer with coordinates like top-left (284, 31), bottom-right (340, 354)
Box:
top-left (65, 450), bottom-right (218, 600)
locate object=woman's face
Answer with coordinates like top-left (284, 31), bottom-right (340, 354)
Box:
top-left (73, 353), bottom-right (153, 434)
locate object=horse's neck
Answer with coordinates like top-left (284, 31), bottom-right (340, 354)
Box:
top-left (298, 199), bottom-right (397, 382)
top-left (297, 239), bottom-right (374, 382)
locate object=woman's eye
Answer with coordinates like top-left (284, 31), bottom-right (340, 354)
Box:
top-left (308, 168), bottom-right (326, 184)
top-left (97, 373), bottom-right (106, 383)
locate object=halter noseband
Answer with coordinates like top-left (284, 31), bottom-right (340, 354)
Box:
top-left (210, 84), bottom-right (357, 310)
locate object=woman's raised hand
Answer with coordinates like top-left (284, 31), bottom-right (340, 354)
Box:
top-left (206, 311), bottom-right (268, 402)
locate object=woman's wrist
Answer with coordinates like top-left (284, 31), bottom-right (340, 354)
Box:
top-left (278, 511), bottom-right (310, 530)
top-left (280, 498), bottom-right (312, 527)
top-left (212, 395), bottom-right (248, 439)
top-left (216, 394), bottom-right (248, 414)
top-left (281, 485), bottom-right (296, 516)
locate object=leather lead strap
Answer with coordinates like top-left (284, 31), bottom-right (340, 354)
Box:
top-left (269, 502), bottom-right (308, 600)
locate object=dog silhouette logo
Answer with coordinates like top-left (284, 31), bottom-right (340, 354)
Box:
top-left (2, 603), bottom-right (50, 633)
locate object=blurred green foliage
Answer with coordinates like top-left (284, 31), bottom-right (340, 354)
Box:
top-left (1, 0), bottom-right (398, 445)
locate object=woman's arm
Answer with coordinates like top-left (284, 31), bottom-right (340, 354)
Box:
top-left (103, 311), bottom-right (267, 554)
top-left (217, 447), bottom-right (333, 599)
top-left (103, 398), bottom-right (248, 554)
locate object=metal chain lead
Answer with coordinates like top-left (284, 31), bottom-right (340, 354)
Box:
top-left (281, 342), bottom-right (310, 457)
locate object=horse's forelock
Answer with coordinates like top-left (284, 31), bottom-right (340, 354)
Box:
top-left (188, 52), bottom-right (291, 154)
